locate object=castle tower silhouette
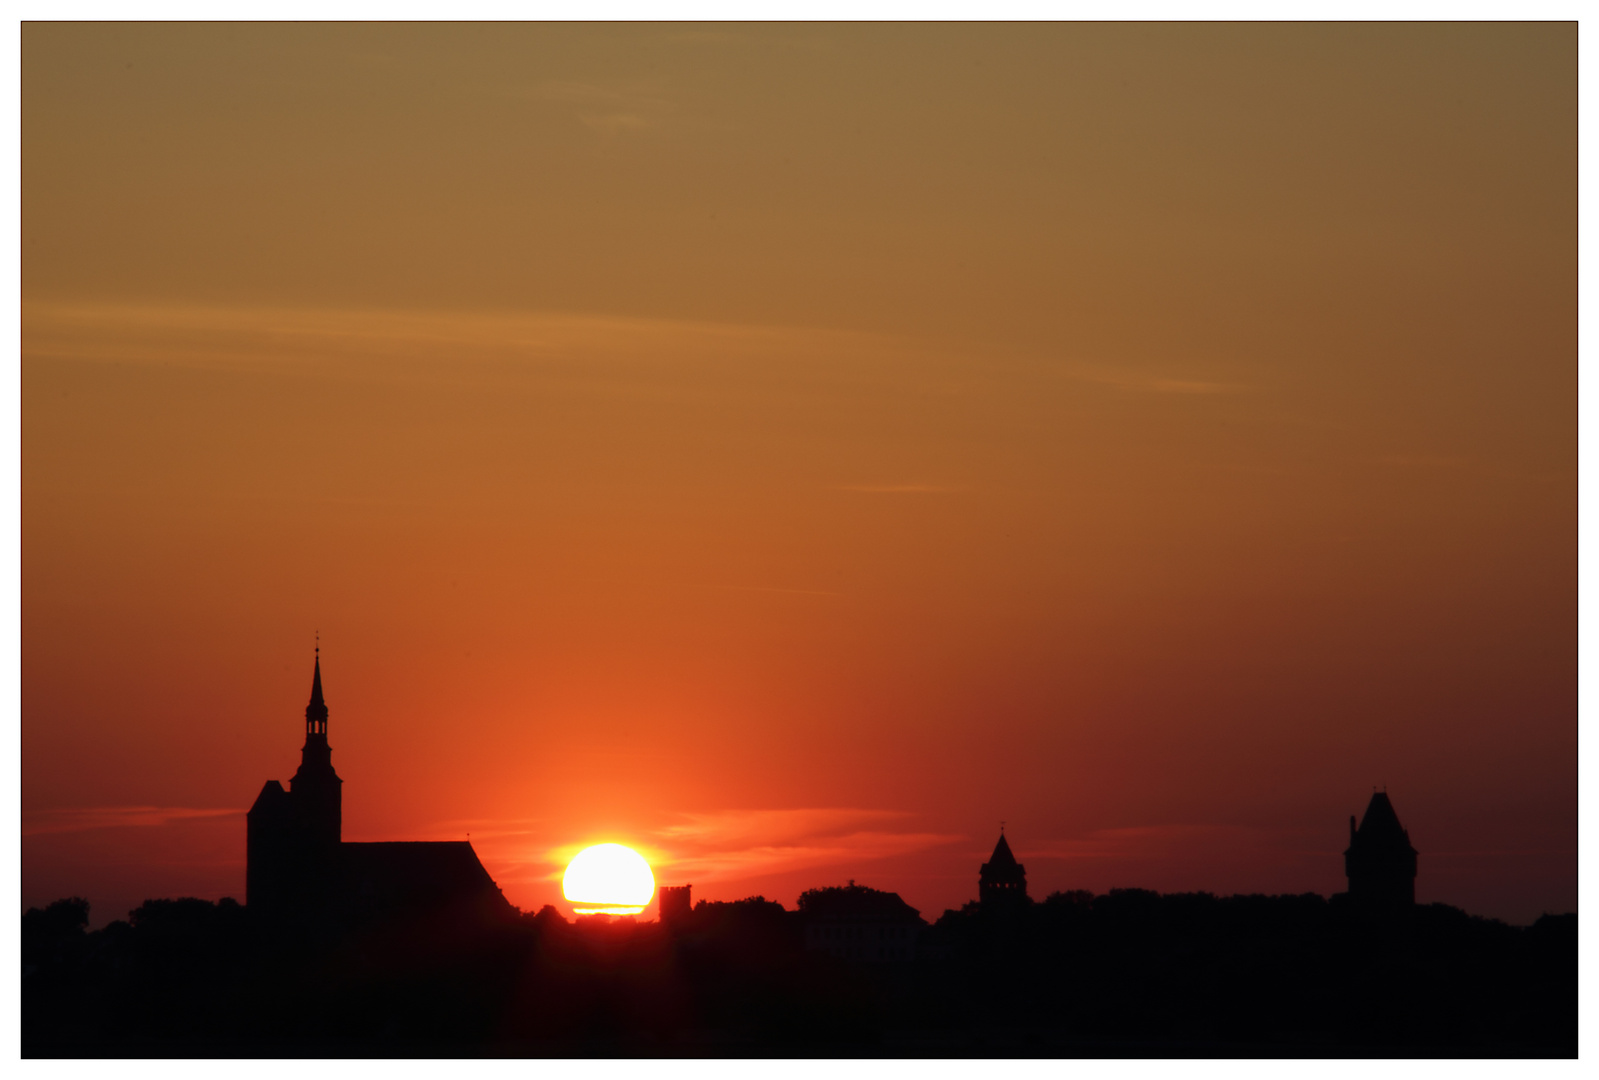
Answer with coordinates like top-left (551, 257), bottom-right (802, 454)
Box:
top-left (247, 652), bottom-right (511, 929)
top-left (1344, 791), bottom-right (1418, 909)
top-left (979, 829), bottom-right (1028, 915)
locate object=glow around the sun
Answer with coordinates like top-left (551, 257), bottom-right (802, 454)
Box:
top-left (562, 843), bottom-right (656, 916)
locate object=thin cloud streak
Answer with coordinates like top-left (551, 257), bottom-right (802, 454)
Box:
top-left (23, 806), bottom-right (244, 837)
top-left (658, 834), bottom-right (966, 883)
top-left (21, 300), bottom-right (912, 377)
top-left (514, 80), bottom-right (677, 132)
top-left (1066, 362), bottom-right (1251, 397)
top-left (1024, 824), bottom-right (1331, 862)
top-left (649, 808), bottom-right (965, 884)
top-left (385, 812), bottom-right (964, 894)
top-left (655, 808), bottom-right (913, 848)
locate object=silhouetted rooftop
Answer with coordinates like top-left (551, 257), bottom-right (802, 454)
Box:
top-left (1355, 792), bottom-right (1413, 847)
top-left (986, 832), bottom-right (1019, 868)
top-left (339, 841), bottom-right (509, 916)
top-left (797, 884), bottom-right (922, 923)
top-left (248, 780), bottom-right (287, 815)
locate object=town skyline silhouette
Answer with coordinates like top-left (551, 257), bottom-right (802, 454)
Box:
top-left (24, 651), bottom-right (1576, 1055)
top-left (238, 651), bottom-right (1449, 930)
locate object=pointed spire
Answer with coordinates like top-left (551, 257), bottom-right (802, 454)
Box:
top-left (305, 647), bottom-right (328, 732)
top-left (1357, 791), bottom-right (1405, 839)
top-left (987, 831), bottom-right (1018, 867)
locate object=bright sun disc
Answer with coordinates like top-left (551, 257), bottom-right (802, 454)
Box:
top-left (562, 843), bottom-right (655, 916)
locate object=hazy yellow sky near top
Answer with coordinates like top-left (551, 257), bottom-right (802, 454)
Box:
top-left (22, 23), bottom-right (1574, 924)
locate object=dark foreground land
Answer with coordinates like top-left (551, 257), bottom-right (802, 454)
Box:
top-left (23, 890), bottom-right (1575, 1057)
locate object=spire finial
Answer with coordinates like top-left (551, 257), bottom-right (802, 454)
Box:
top-left (1000, 820), bottom-right (1006, 834)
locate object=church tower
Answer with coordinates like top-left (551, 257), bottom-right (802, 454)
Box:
top-left (979, 829), bottom-right (1029, 915)
top-left (289, 652), bottom-right (342, 846)
top-left (1344, 791), bottom-right (1418, 910)
top-left (246, 651), bottom-right (342, 916)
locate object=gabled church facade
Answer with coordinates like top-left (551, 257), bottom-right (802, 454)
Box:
top-left (247, 654), bottom-right (512, 929)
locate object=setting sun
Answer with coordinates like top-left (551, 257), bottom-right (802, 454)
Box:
top-left (562, 843), bottom-right (656, 916)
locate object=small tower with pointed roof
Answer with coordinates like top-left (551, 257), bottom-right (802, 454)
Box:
top-left (979, 828), bottom-right (1029, 915)
top-left (1344, 791), bottom-right (1418, 909)
top-left (289, 650), bottom-right (342, 847)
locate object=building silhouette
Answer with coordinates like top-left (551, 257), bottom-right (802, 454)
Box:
top-left (247, 652), bottom-right (512, 929)
top-left (799, 882), bottom-right (924, 962)
top-left (979, 829), bottom-right (1029, 915)
top-left (658, 884), bottom-right (692, 927)
top-left (245, 654), bottom-right (341, 918)
top-left (1343, 790), bottom-right (1418, 909)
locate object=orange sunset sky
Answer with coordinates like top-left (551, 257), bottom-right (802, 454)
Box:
top-left (21, 23), bottom-right (1575, 926)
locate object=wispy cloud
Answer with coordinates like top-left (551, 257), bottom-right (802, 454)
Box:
top-left (23, 806), bottom-right (243, 837)
top-left (515, 80), bottom-right (677, 133)
top-left (1145, 378), bottom-right (1247, 395)
top-left (21, 300), bottom-right (898, 377)
top-left (648, 808), bottom-right (965, 883)
top-left (400, 808), bottom-right (960, 892)
top-left (1024, 824), bottom-right (1333, 862)
top-left (401, 817), bottom-right (547, 844)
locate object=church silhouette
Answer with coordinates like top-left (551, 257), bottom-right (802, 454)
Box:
top-left (247, 653), bottom-right (513, 930)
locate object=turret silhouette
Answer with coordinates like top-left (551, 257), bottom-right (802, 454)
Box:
top-left (979, 829), bottom-right (1028, 915)
top-left (1343, 791), bottom-right (1418, 909)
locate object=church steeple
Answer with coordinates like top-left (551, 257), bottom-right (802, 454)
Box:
top-left (290, 647), bottom-right (341, 847)
top-left (305, 651), bottom-right (328, 736)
